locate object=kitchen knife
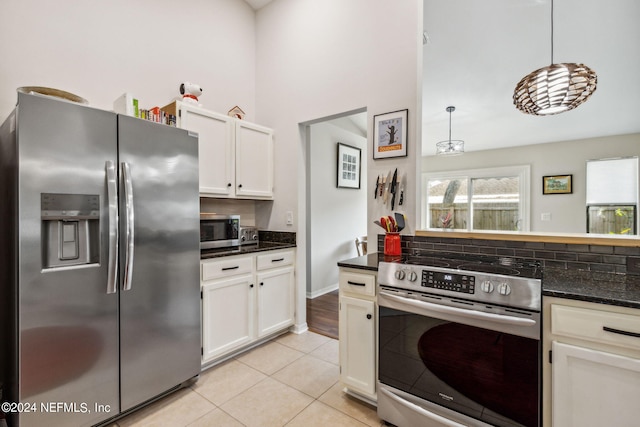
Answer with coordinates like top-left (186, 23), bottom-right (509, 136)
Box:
top-left (390, 168), bottom-right (398, 210)
top-left (383, 170), bottom-right (392, 204)
top-left (379, 176), bottom-right (385, 198)
top-left (399, 174), bottom-right (405, 206)
top-left (374, 175), bottom-right (379, 199)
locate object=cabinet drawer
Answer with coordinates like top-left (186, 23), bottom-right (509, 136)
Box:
top-left (339, 270), bottom-right (376, 297)
top-left (552, 304), bottom-right (640, 351)
top-left (202, 256), bottom-right (253, 281)
top-left (256, 250), bottom-right (294, 270)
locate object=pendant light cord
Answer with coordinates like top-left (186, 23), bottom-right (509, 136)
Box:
top-left (550, 0), bottom-right (554, 64)
top-left (448, 110), bottom-right (452, 146)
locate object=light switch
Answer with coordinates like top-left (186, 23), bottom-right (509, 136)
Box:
top-left (286, 211), bottom-right (294, 225)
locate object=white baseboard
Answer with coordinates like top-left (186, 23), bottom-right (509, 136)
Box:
top-left (290, 322), bottom-right (308, 334)
top-left (306, 283), bottom-right (339, 299)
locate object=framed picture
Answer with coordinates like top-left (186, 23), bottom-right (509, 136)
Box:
top-left (373, 109), bottom-right (408, 159)
top-left (543, 174), bottom-right (573, 194)
top-left (337, 142), bottom-right (361, 189)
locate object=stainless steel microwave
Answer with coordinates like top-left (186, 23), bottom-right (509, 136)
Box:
top-left (200, 214), bottom-right (240, 249)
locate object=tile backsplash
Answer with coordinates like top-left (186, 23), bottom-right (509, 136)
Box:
top-left (378, 234), bottom-right (640, 275)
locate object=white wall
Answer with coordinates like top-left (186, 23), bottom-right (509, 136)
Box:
top-left (309, 121), bottom-right (367, 298)
top-left (255, 0), bottom-right (422, 331)
top-left (0, 0), bottom-right (256, 122)
top-left (2, 0), bottom-right (424, 333)
top-left (422, 133), bottom-right (640, 233)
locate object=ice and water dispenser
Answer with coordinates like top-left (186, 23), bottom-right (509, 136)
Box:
top-left (41, 193), bottom-right (100, 268)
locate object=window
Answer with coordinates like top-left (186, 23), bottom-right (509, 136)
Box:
top-left (423, 165), bottom-right (530, 232)
top-left (586, 157), bottom-right (638, 235)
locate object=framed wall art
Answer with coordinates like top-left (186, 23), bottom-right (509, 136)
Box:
top-left (337, 142), bottom-right (361, 189)
top-left (543, 174), bottom-right (573, 194)
top-left (373, 109), bottom-right (408, 159)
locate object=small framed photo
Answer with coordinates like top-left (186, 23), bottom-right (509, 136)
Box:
top-left (337, 143), bottom-right (361, 189)
top-left (543, 174), bottom-right (573, 194)
top-left (373, 109), bottom-right (408, 159)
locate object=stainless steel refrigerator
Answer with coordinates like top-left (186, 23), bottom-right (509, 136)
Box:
top-left (0, 92), bottom-right (201, 426)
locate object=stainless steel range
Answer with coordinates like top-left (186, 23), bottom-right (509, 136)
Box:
top-left (377, 253), bottom-right (542, 427)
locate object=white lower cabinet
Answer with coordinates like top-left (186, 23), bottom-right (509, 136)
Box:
top-left (257, 267), bottom-right (295, 337)
top-left (552, 341), bottom-right (640, 427)
top-left (202, 273), bottom-right (254, 361)
top-left (340, 295), bottom-right (376, 397)
top-left (201, 249), bottom-right (295, 366)
top-left (338, 267), bottom-right (377, 403)
top-left (544, 297), bottom-right (640, 426)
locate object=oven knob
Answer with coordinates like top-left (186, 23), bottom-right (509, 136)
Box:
top-left (395, 270), bottom-right (406, 280)
top-left (480, 281), bottom-right (494, 293)
top-left (407, 271), bottom-right (418, 282)
top-left (498, 283), bottom-right (512, 296)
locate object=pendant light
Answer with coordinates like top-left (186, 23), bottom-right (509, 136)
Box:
top-left (513, 0), bottom-right (597, 116)
top-left (436, 106), bottom-right (464, 156)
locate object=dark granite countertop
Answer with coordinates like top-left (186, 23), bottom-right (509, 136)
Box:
top-left (337, 253), bottom-right (382, 272)
top-left (201, 241), bottom-right (296, 260)
top-left (542, 268), bottom-right (640, 310)
top-left (337, 254), bottom-right (640, 310)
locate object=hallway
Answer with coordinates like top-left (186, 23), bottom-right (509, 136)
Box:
top-left (306, 290), bottom-right (339, 339)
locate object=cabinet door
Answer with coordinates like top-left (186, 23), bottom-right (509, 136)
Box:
top-left (235, 121), bottom-right (274, 199)
top-left (202, 275), bottom-right (254, 363)
top-left (553, 341), bottom-right (640, 427)
top-left (256, 267), bottom-right (294, 337)
top-left (339, 295), bottom-right (376, 397)
top-left (180, 106), bottom-right (234, 196)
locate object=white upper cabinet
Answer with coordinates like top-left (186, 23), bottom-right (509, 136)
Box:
top-left (164, 101), bottom-right (274, 199)
top-left (235, 120), bottom-right (274, 199)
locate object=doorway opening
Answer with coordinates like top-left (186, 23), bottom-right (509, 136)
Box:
top-left (302, 108), bottom-right (368, 339)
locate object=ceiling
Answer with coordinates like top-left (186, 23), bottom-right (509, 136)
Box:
top-left (422, 0), bottom-right (640, 156)
top-left (244, 0), bottom-right (273, 11)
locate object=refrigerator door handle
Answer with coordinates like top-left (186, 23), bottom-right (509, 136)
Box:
top-left (106, 160), bottom-right (119, 294)
top-left (122, 162), bottom-right (135, 291)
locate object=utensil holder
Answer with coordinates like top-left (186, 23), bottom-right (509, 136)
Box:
top-left (383, 232), bottom-right (401, 256)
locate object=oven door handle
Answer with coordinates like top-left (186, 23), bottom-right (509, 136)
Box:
top-left (379, 291), bottom-right (537, 327)
top-left (380, 387), bottom-right (467, 427)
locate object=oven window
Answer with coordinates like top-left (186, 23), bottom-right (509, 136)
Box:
top-left (379, 306), bottom-right (539, 427)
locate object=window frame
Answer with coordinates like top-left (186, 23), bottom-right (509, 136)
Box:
top-left (422, 165), bottom-right (531, 232)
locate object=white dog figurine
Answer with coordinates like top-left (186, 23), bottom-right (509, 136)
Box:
top-left (179, 82), bottom-right (203, 105)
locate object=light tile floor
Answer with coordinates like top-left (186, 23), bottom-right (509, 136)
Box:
top-left (113, 331), bottom-right (384, 427)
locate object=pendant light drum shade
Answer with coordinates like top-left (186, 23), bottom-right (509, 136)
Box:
top-left (436, 106), bottom-right (464, 155)
top-left (513, 62), bottom-right (597, 115)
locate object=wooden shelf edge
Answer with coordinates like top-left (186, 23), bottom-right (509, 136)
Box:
top-left (415, 230), bottom-right (640, 247)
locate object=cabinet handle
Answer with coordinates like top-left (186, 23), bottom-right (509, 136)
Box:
top-left (250, 284), bottom-right (254, 288)
top-left (260, 282), bottom-right (264, 286)
top-left (603, 326), bottom-right (640, 339)
top-left (222, 266), bottom-right (240, 271)
top-left (366, 314), bottom-right (372, 320)
top-left (271, 258), bottom-right (285, 263)
top-left (238, 184), bottom-right (243, 188)
top-left (347, 281), bottom-right (366, 287)
top-left (227, 183), bottom-right (232, 187)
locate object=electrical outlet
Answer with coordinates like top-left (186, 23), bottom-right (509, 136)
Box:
top-left (541, 212), bottom-right (551, 221)
top-left (286, 211), bottom-right (294, 226)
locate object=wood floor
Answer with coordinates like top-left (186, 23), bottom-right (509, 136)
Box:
top-left (306, 290), bottom-right (339, 339)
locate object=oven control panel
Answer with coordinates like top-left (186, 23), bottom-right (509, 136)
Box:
top-left (422, 270), bottom-right (475, 294)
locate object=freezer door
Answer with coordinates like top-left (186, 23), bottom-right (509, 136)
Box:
top-left (14, 92), bottom-right (119, 426)
top-left (117, 115), bottom-right (200, 411)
